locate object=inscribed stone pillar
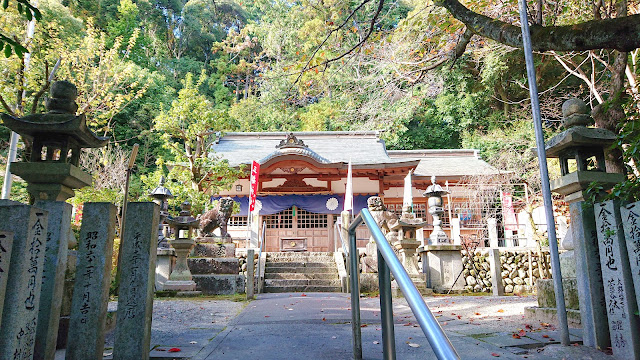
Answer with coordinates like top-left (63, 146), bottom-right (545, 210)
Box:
top-left (113, 202), bottom-right (160, 360)
top-left (620, 201), bottom-right (640, 311)
top-left (66, 203), bottom-right (117, 360)
top-left (246, 249), bottom-right (255, 300)
top-left (488, 249), bottom-right (504, 296)
top-left (570, 201), bottom-right (610, 349)
top-left (594, 200), bottom-right (640, 359)
top-left (0, 201), bottom-right (48, 360)
top-left (0, 231), bottom-right (14, 328)
top-left (33, 201), bottom-right (71, 360)
top-left (487, 218), bottom-right (499, 248)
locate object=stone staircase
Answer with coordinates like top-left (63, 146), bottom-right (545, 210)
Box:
top-left (264, 252), bottom-right (341, 293)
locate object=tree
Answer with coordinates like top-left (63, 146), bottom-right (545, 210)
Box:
top-left (153, 71), bottom-right (244, 214)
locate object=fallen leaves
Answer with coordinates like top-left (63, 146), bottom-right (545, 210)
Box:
top-left (490, 352), bottom-right (500, 357)
top-left (497, 309), bottom-right (505, 313)
top-left (168, 348), bottom-right (181, 353)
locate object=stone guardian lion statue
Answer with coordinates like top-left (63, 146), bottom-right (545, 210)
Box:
top-left (198, 197), bottom-right (235, 239)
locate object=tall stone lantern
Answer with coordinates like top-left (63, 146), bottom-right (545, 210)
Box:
top-left (164, 201), bottom-right (200, 292)
top-left (423, 175), bottom-right (450, 244)
top-left (0, 80), bottom-right (108, 201)
top-left (149, 176), bottom-right (173, 248)
top-left (545, 98), bottom-right (624, 349)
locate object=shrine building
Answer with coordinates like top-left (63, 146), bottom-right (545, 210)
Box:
top-left (211, 131), bottom-right (504, 252)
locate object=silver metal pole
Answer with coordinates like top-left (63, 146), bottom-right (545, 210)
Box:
top-left (348, 214), bottom-right (363, 360)
top-left (517, 0), bottom-right (570, 346)
top-left (361, 209), bottom-right (460, 360)
top-left (1, 132), bottom-right (19, 199)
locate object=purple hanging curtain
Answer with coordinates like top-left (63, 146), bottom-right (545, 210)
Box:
top-left (211, 194), bottom-right (375, 215)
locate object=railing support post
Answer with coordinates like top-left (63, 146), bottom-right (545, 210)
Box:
top-left (349, 226), bottom-right (362, 360)
top-left (378, 250), bottom-right (396, 360)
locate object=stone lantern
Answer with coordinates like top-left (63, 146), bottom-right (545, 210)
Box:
top-left (544, 98), bottom-right (625, 349)
top-left (164, 201), bottom-right (200, 292)
top-left (546, 98), bottom-right (625, 202)
top-left (149, 176), bottom-right (173, 248)
top-left (395, 206), bottom-right (428, 276)
top-left (0, 80), bottom-right (108, 201)
top-left (423, 175), bottom-right (450, 244)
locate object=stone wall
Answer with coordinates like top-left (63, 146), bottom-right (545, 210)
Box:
top-left (461, 249), bottom-right (552, 293)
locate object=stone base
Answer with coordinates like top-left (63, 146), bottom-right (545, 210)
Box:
top-left (193, 274), bottom-right (245, 295)
top-left (155, 248), bottom-right (176, 291)
top-left (163, 280), bottom-right (197, 291)
top-left (196, 235), bottom-right (233, 244)
top-left (192, 243), bottom-right (236, 258)
top-left (536, 278), bottom-right (579, 310)
top-left (360, 273), bottom-right (379, 293)
top-left (524, 306), bottom-right (582, 327)
top-left (422, 245), bottom-right (464, 292)
top-left (176, 290), bottom-right (203, 297)
top-left (188, 257), bottom-right (240, 274)
top-left (391, 277), bottom-right (433, 297)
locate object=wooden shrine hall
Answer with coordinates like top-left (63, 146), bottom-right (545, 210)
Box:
top-left (212, 131), bottom-right (502, 252)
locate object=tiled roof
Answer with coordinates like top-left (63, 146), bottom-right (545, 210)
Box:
top-left (388, 150), bottom-right (502, 177)
top-left (213, 131), bottom-right (414, 167)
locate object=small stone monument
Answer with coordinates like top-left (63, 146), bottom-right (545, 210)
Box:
top-left (149, 177), bottom-right (176, 291)
top-left (0, 231), bottom-right (14, 328)
top-left (545, 98), bottom-right (625, 349)
top-left (164, 201), bottom-right (199, 292)
top-left (424, 176), bottom-right (450, 244)
top-left (0, 202), bottom-right (48, 359)
top-left (594, 201), bottom-right (640, 358)
top-left (66, 203), bottom-right (117, 360)
top-left (620, 201), bottom-right (640, 315)
top-left (0, 80), bottom-right (108, 202)
top-left (395, 205), bottom-right (427, 276)
top-left (113, 202), bottom-right (160, 360)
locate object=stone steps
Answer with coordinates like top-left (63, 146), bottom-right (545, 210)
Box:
top-left (265, 272), bottom-right (338, 280)
top-left (265, 279), bottom-right (341, 287)
top-left (264, 285), bottom-right (342, 293)
top-left (263, 252), bottom-right (340, 293)
top-left (265, 266), bottom-right (337, 274)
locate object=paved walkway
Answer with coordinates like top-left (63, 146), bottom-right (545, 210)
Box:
top-left (183, 293), bottom-right (609, 360)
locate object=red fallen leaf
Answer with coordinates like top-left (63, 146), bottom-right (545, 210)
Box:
top-left (168, 348), bottom-right (181, 353)
top-left (456, 315), bottom-right (462, 319)
top-left (525, 324), bottom-right (532, 329)
top-left (403, 323), bottom-right (412, 326)
top-left (572, 343), bottom-right (579, 347)
top-left (264, 316), bottom-right (270, 318)
top-left (540, 323), bottom-right (551, 327)
top-left (512, 334), bottom-right (521, 339)
top-left (542, 335), bottom-right (549, 338)
top-left (301, 294), bottom-right (307, 296)
top-left (360, 324), bottom-right (368, 328)
top-left (474, 312), bottom-right (481, 315)
top-left (322, 317), bottom-right (326, 321)
top-left (518, 330), bottom-right (526, 337)
top-left (491, 352), bottom-right (500, 357)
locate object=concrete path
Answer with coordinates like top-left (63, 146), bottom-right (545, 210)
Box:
top-left (188, 293), bottom-right (611, 360)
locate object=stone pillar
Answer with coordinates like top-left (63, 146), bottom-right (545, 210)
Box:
top-left (571, 201), bottom-right (610, 349)
top-left (155, 248), bottom-right (176, 291)
top-left (0, 231), bottom-right (14, 328)
top-left (450, 218), bottom-right (461, 246)
top-left (487, 218), bottom-right (499, 248)
top-left (66, 203), bottom-right (117, 360)
top-left (33, 201), bottom-right (71, 360)
top-left (246, 249), bottom-right (255, 300)
top-left (0, 201), bottom-right (48, 360)
top-left (113, 202), bottom-right (160, 360)
top-left (488, 249), bottom-right (504, 296)
top-left (164, 238), bottom-right (196, 291)
top-left (594, 200), bottom-right (640, 359)
top-left (620, 201), bottom-right (640, 313)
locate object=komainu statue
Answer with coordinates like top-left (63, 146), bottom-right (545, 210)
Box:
top-left (198, 197), bottom-right (235, 239)
top-left (367, 196), bottom-right (401, 242)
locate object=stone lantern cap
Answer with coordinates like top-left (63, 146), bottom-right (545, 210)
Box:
top-left (423, 175), bottom-right (450, 197)
top-left (149, 176), bottom-right (174, 200)
top-left (545, 98), bottom-right (616, 158)
top-left (0, 81), bottom-right (108, 150)
top-left (166, 201), bottom-right (199, 229)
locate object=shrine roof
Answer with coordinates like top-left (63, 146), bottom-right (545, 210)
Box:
top-left (387, 150), bottom-right (503, 177)
top-left (213, 131), bottom-right (417, 168)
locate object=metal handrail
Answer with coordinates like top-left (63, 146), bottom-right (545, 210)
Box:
top-left (334, 220), bottom-right (349, 256)
top-left (348, 208), bottom-right (460, 360)
top-left (256, 221), bottom-right (266, 293)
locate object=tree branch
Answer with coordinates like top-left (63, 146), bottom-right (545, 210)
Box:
top-left (435, 0), bottom-right (640, 52)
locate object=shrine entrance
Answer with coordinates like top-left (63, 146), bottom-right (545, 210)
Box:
top-left (263, 207), bottom-right (334, 252)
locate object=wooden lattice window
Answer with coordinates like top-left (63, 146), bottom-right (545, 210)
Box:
top-left (297, 208), bottom-right (327, 228)
top-left (413, 203), bottom-right (427, 219)
top-left (228, 216), bottom-right (248, 227)
top-left (264, 208), bottom-right (294, 229)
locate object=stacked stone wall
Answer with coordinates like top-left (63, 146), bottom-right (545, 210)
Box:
top-left (461, 249), bottom-right (552, 293)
